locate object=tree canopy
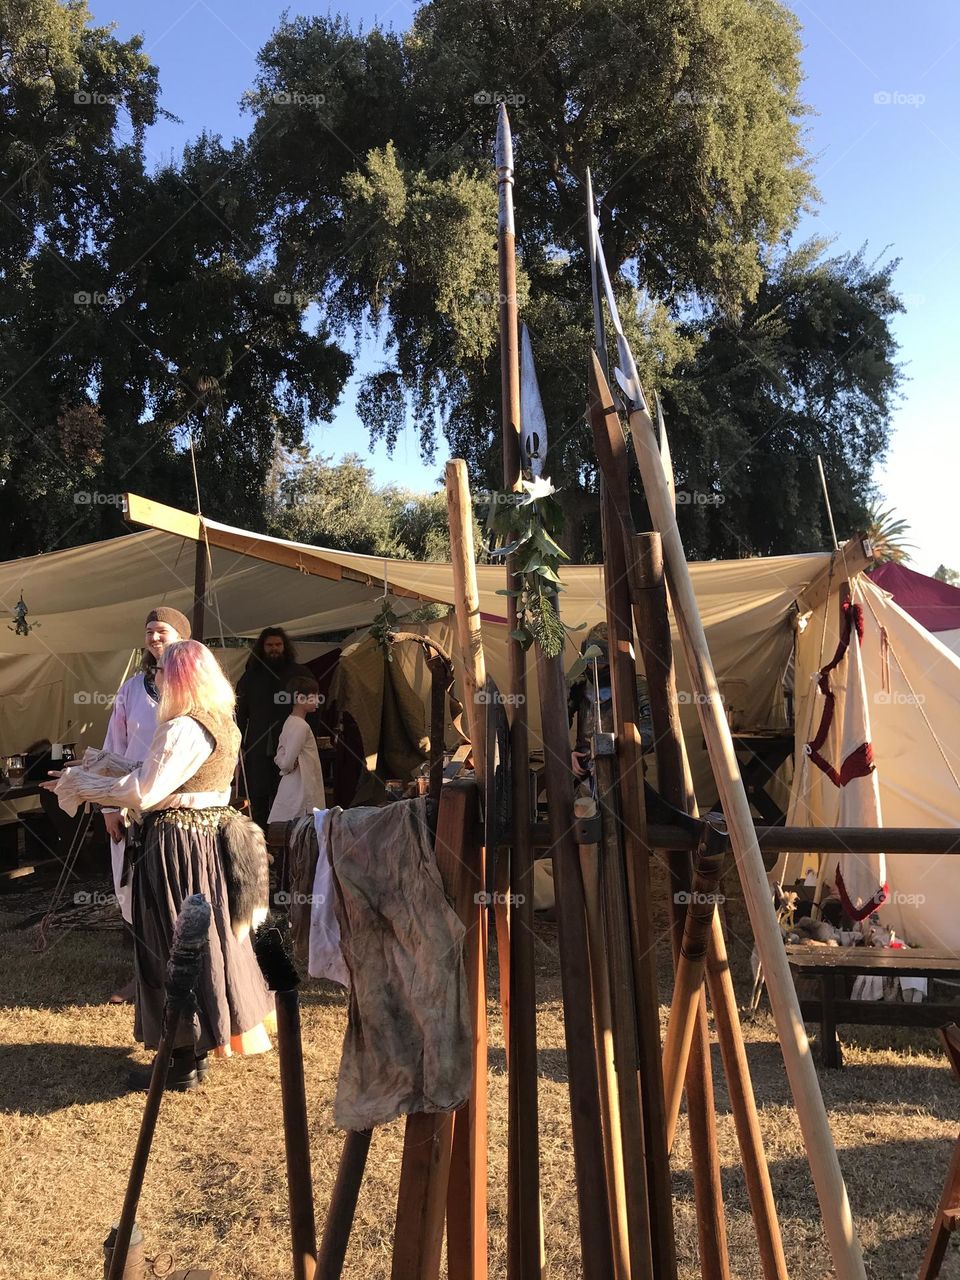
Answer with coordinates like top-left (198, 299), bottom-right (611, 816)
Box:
top-left (0, 0), bottom-right (905, 563)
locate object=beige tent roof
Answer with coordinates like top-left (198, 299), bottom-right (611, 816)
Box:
top-left (0, 494), bottom-right (859, 783)
top-left (0, 493), bottom-right (838, 655)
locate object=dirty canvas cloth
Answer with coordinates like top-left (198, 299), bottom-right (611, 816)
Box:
top-left (309, 807), bottom-right (349, 988)
top-left (330, 797), bottom-right (471, 1130)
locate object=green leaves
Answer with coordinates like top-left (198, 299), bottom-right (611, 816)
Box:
top-left (486, 480), bottom-right (568, 658)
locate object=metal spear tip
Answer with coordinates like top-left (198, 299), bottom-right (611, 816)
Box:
top-left (520, 324), bottom-right (548, 478)
top-left (495, 101), bottom-right (514, 174)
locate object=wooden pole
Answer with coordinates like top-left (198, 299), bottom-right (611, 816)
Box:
top-left (591, 737), bottom-right (658, 1280)
top-left (662, 824), bottom-right (727, 1151)
top-left (497, 102), bottom-right (542, 1280)
top-left (445, 461), bottom-right (487, 780)
top-left (631, 529), bottom-right (788, 1280)
top-left (534, 645), bottom-right (616, 1279)
top-left (443, 459), bottom-right (489, 1280)
top-left (617, 356), bottom-right (866, 1279)
top-left (392, 782), bottom-right (482, 1280)
top-left (192, 535), bottom-right (206, 641)
top-left (575, 794), bottom-right (632, 1280)
top-left (624, 531), bottom-right (732, 1279)
top-left (588, 386), bottom-right (684, 1279)
top-left (317, 1130), bottom-right (373, 1280)
top-left (275, 987), bottom-right (319, 1280)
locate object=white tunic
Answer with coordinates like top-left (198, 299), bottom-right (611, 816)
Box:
top-left (269, 717), bottom-right (326, 823)
top-left (101, 673), bottom-right (160, 923)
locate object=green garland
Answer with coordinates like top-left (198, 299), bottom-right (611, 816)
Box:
top-left (485, 478), bottom-right (570, 658)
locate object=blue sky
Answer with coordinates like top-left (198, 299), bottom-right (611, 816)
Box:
top-left (93, 0), bottom-right (960, 573)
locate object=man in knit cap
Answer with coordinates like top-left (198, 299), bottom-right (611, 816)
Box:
top-left (101, 605), bottom-right (190, 1001)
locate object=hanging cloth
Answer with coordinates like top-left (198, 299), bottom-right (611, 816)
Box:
top-left (804, 593), bottom-right (888, 922)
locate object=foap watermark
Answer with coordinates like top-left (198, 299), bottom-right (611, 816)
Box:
top-left (474, 891), bottom-right (525, 907)
top-left (884, 889), bottom-right (927, 908)
top-left (676, 690), bottom-right (724, 707)
top-left (74, 290), bottom-right (124, 307)
top-left (874, 690), bottom-right (925, 706)
top-left (475, 688), bottom-right (525, 707)
top-left (673, 89), bottom-right (726, 106)
top-left (274, 691), bottom-right (327, 705)
top-left (674, 890), bottom-right (726, 907)
top-left (473, 90), bottom-right (526, 106)
top-left (473, 488), bottom-right (523, 507)
top-left (273, 289), bottom-right (316, 307)
top-left (74, 890), bottom-right (117, 906)
top-left (74, 91), bottom-right (120, 106)
top-left (273, 890), bottom-right (326, 907)
top-left (873, 90), bottom-right (926, 108)
top-left (74, 690), bottom-right (117, 706)
top-left (74, 491), bottom-right (124, 506)
top-left (272, 91), bottom-right (326, 107)
top-left (676, 489), bottom-right (725, 506)
top-left (471, 289), bottom-right (518, 308)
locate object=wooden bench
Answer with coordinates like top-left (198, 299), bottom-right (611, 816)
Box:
top-left (785, 944), bottom-right (960, 1068)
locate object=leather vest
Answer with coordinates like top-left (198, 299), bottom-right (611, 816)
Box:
top-left (180, 709), bottom-right (241, 793)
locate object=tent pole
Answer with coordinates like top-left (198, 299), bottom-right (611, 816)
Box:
top-left (616, 357), bottom-right (866, 1280)
top-left (192, 536), bottom-right (206, 641)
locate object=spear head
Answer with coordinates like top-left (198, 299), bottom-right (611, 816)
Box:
top-left (520, 323), bottom-right (549, 478)
top-left (655, 392), bottom-right (676, 511)
top-left (495, 102), bottom-right (515, 233)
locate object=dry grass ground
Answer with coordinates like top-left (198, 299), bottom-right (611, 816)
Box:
top-left (1, 865), bottom-right (959, 1280)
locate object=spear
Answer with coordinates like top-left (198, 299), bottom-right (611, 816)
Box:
top-left (498, 109), bottom-right (614, 1278)
top-left (586, 168), bottom-right (729, 1276)
top-left (589, 222), bottom-right (867, 1279)
top-left (496, 102), bottom-right (542, 1280)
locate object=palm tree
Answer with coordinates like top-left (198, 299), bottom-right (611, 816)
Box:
top-left (864, 503), bottom-right (915, 565)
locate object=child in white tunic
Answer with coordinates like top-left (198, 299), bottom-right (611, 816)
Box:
top-left (268, 676), bottom-right (326, 823)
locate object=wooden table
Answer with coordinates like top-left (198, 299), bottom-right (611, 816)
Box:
top-left (731, 731), bottom-right (794, 825)
top-left (786, 944), bottom-right (960, 1068)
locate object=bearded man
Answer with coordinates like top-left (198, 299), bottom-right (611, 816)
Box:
top-left (236, 626), bottom-right (312, 830)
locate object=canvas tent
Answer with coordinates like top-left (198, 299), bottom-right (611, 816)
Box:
top-left (779, 569), bottom-right (960, 950)
top-left (0, 495), bottom-right (853, 809)
top-left (4, 495), bottom-right (960, 954)
top-left (869, 561), bottom-right (960, 658)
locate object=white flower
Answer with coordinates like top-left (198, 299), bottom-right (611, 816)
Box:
top-left (519, 476), bottom-right (555, 503)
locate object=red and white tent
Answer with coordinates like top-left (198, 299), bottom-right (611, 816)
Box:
top-left (870, 561), bottom-right (960, 658)
top-left (783, 572), bottom-right (960, 951)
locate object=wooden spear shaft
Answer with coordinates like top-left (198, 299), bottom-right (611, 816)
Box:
top-left (534, 645), bottom-right (616, 1279)
top-left (496, 103), bottom-right (542, 1280)
top-left (596, 486), bottom-right (678, 1277)
top-left (444, 459), bottom-right (489, 1280)
top-left (623, 376), bottom-right (866, 1279)
top-left (631, 531), bottom-right (789, 1280)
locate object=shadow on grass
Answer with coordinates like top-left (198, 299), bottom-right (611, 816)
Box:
top-left (672, 1133), bottom-right (955, 1279)
top-left (0, 1042), bottom-right (137, 1113)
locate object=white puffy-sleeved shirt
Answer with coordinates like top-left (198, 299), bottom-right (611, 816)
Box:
top-left (55, 716), bottom-right (230, 819)
top-left (269, 716), bottom-right (326, 823)
top-left (101, 672), bottom-right (160, 816)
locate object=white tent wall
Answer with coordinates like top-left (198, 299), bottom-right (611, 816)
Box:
top-left (783, 574), bottom-right (960, 949)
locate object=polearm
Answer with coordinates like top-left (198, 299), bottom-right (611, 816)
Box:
top-left (590, 349), bottom-right (866, 1275)
top-left (496, 102), bottom-right (543, 1280)
top-left (585, 170), bottom-right (677, 1279)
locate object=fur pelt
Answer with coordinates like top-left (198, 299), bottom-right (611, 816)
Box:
top-left (219, 811), bottom-right (270, 940)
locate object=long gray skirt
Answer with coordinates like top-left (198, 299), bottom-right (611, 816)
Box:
top-left (131, 815), bottom-right (273, 1053)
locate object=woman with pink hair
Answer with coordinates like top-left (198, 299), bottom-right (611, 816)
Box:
top-left (45, 640), bottom-right (273, 1092)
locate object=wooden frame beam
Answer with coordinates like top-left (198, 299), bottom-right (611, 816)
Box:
top-left (795, 534), bottom-right (873, 616)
